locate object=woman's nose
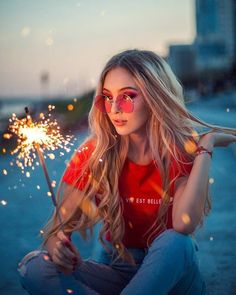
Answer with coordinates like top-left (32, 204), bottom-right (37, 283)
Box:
top-left (110, 99), bottom-right (121, 113)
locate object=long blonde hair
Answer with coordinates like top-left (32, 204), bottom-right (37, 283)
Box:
top-left (42, 49), bottom-right (236, 264)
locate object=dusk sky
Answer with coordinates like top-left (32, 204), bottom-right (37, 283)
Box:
top-left (0, 0), bottom-right (195, 99)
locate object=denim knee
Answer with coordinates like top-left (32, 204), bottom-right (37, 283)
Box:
top-left (18, 250), bottom-right (60, 294)
top-left (148, 229), bottom-right (197, 268)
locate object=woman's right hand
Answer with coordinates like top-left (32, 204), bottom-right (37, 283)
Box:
top-left (51, 230), bottom-right (82, 274)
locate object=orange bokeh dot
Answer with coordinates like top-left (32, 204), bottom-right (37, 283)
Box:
top-left (184, 139), bottom-right (197, 154)
top-left (43, 254), bottom-right (50, 261)
top-left (67, 104), bottom-right (74, 111)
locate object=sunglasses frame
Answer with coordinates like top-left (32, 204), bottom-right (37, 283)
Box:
top-left (94, 93), bottom-right (135, 113)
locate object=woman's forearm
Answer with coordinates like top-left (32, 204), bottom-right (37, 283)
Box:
top-left (172, 137), bottom-right (214, 234)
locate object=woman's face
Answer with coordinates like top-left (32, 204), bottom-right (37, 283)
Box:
top-left (102, 67), bottom-right (149, 137)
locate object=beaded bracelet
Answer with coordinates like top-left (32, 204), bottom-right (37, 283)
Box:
top-left (195, 146), bottom-right (213, 158)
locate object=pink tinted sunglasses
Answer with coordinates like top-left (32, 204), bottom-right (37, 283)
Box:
top-left (94, 92), bottom-right (138, 113)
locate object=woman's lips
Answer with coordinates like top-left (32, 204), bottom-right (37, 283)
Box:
top-left (113, 119), bottom-right (127, 126)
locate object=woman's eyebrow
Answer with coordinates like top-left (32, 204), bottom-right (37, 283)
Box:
top-left (102, 86), bottom-right (138, 92)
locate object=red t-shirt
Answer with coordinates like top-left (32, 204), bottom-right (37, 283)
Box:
top-left (62, 140), bottom-right (193, 248)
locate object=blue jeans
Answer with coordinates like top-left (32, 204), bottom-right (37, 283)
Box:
top-left (18, 229), bottom-right (206, 295)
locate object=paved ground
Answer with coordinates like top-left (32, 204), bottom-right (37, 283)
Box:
top-left (195, 146), bottom-right (236, 295)
top-left (189, 97), bottom-right (236, 295)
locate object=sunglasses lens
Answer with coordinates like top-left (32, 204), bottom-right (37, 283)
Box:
top-left (94, 95), bottom-right (108, 113)
top-left (104, 100), bottom-right (112, 113)
top-left (117, 95), bottom-right (134, 113)
top-left (119, 100), bottom-right (134, 113)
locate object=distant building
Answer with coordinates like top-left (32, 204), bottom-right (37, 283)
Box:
top-left (168, 0), bottom-right (236, 84)
top-left (168, 45), bottom-right (196, 84)
top-left (195, 0), bottom-right (235, 74)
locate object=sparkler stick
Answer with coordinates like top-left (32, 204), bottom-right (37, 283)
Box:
top-left (24, 107), bottom-right (63, 224)
top-left (36, 144), bottom-right (63, 224)
top-left (7, 106), bottom-right (73, 228)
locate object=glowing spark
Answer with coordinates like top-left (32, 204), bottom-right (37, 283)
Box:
top-left (90, 77), bottom-right (96, 86)
top-left (226, 108), bottom-right (230, 112)
top-left (43, 254), bottom-right (50, 261)
top-left (73, 98), bottom-right (77, 102)
top-left (48, 153), bottom-right (55, 160)
top-left (209, 236), bottom-right (214, 241)
top-left (40, 230), bottom-right (44, 235)
top-left (128, 221), bottom-right (133, 229)
top-left (48, 105), bottom-right (55, 111)
top-left (7, 109), bottom-right (73, 168)
top-left (7, 107), bottom-right (74, 227)
top-left (2, 148), bottom-right (7, 153)
top-left (21, 26), bottom-right (31, 37)
top-left (46, 37), bottom-right (54, 46)
top-left (100, 10), bottom-right (107, 16)
top-left (51, 180), bottom-right (56, 188)
top-left (115, 244), bottom-right (120, 249)
top-left (3, 169), bottom-right (8, 175)
top-left (181, 213), bottom-right (191, 224)
top-left (3, 133), bottom-right (12, 139)
top-left (67, 289), bottom-right (74, 294)
top-left (209, 178), bottom-right (214, 184)
top-left (80, 199), bottom-right (98, 219)
top-left (67, 104), bottom-right (74, 111)
top-left (1, 200), bottom-right (7, 206)
top-left (37, 185), bottom-right (40, 190)
top-left (184, 139), bottom-right (197, 154)
top-left (147, 179), bottom-right (164, 196)
top-left (61, 206), bottom-right (66, 216)
top-left (99, 158), bottom-right (103, 162)
top-left (191, 130), bottom-right (199, 140)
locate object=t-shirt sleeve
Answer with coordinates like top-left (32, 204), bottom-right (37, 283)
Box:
top-left (62, 140), bottom-right (95, 190)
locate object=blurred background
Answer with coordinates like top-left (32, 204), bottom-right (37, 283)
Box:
top-left (0, 0), bottom-right (236, 294)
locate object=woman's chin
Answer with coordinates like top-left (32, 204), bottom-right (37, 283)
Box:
top-left (115, 127), bottom-right (131, 136)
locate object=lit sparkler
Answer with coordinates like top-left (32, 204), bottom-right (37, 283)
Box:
top-left (6, 106), bottom-right (73, 224)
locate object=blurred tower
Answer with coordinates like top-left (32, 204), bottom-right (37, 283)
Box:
top-left (168, 44), bottom-right (196, 85)
top-left (195, 0), bottom-right (236, 74)
top-left (40, 71), bottom-right (50, 101)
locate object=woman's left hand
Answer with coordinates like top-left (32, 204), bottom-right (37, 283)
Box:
top-left (199, 132), bottom-right (236, 149)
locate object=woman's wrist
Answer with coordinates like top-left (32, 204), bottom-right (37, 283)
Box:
top-left (194, 133), bottom-right (215, 159)
top-left (197, 132), bottom-right (215, 151)
top-left (195, 146), bottom-right (213, 158)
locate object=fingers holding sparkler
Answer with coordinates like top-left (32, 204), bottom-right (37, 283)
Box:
top-left (52, 230), bottom-right (82, 274)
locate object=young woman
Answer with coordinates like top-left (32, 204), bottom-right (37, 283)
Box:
top-left (18, 49), bottom-right (236, 295)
